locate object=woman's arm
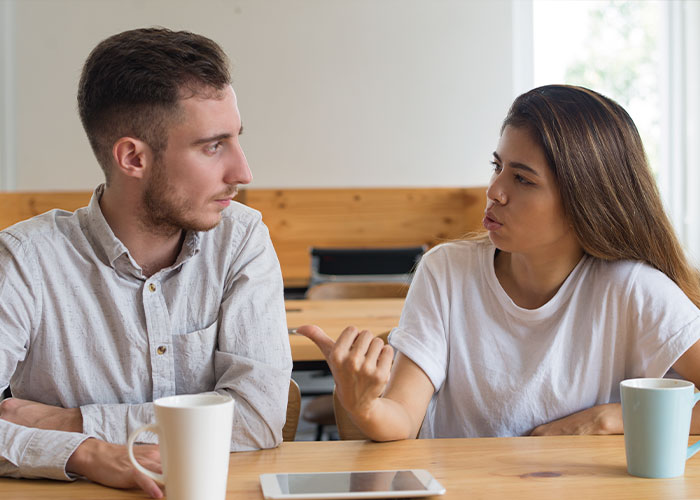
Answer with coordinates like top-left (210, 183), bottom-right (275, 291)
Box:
top-left (671, 339), bottom-right (700, 434)
top-left (297, 325), bottom-right (434, 441)
top-left (532, 339), bottom-right (700, 436)
top-left (529, 404), bottom-right (622, 436)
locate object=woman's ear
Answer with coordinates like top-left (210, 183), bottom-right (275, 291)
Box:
top-left (112, 137), bottom-right (152, 179)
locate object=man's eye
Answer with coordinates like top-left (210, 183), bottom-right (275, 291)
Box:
top-left (206, 142), bottom-right (222, 154)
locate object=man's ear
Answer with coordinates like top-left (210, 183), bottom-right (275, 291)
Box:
top-left (112, 137), bottom-right (152, 179)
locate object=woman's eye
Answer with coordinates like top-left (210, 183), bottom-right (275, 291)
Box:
top-left (515, 174), bottom-right (533, 185)
top-left (490, 161), bottom-right (501, 173)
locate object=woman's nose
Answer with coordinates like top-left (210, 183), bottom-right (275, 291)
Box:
top-left (486, 174), bottom-right (507, 205)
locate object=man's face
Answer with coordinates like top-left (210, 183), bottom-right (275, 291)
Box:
top-left (141, 85), bottom-right (252, 234)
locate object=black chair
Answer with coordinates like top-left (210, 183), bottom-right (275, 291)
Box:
top-left (309, 246), bottom-right (426, 286)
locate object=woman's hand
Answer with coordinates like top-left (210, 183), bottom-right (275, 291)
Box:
top-left (296, 325), bottom-right (394, 420)
top-left (529, 403), bottom-right (622, 436)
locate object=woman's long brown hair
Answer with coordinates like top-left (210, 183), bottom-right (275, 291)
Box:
top-left (499, 84), bottom-right (700, 307)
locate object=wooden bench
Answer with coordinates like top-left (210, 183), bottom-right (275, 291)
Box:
top-left (0, 187), bottom-right (487, 287)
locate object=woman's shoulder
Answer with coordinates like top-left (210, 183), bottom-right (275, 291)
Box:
top-left (421, 238), bottom-right (492, 267)
top-left (589, 257), bottom-right (691, 303)
top-left (591, 257), bottom-right (670, 284)
top-left (424, 238), bottom-right (491, 257)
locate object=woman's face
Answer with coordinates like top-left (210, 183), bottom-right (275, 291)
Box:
top-left (483, 125), bottom-right (581, 258)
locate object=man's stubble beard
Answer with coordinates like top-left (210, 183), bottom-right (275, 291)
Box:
top-left (141, 159), bottom-right (221, 236)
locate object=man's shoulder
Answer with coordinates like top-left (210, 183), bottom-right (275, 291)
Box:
top-left (212, 201), bottom-right (266, 238)
top-left (219, 200), bottom-right (262, 226)
top-left (201, 201), bottom-right (268, 250)
top-left (1, 209), bottom-right (81, 246)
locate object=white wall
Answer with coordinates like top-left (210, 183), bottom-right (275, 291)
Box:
top-left (4, 0), bottom-right (516, 190)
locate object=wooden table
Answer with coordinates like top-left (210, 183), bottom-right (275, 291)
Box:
top-left (4, 436), bottom-right (700, 499)
top-left (285, 298), bottom-right (404, 362)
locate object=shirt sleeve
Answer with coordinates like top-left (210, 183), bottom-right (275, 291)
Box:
top-left (389, 247), bottom-right (449, 392)
top-left (0, 233), bottom-right (90, 480)
top-left (214, 216), bottom-right (292, 450)
top-left (0, 421), bottom-right (89, 480)
top-left (79, 216), bottom-right (292, 450)
top-left (624, 263), bottom-right (700, 378)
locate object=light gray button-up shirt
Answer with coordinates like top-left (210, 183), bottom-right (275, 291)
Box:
top-left (0, 185), bottom-right (292, 480)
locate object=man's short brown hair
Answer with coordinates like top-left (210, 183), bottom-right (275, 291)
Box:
top-left (77, 27), bottom-right (231, 181)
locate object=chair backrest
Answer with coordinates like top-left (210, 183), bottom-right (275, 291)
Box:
top-left (305, 281), bottom-right (409, 300)
top-left (283, 379), bottom-right (302, 441)
top-left (309, 246), bottom-right (425, 287)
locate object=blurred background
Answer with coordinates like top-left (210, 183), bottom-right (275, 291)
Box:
top-left (1, 0), bottom-right (698, 258)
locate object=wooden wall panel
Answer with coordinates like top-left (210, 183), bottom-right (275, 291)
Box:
top-left (244, 187), bottom-right (487, 286)
top-left (0, 187), bottom-right (487, 287)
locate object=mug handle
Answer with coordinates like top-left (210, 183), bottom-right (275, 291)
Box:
top-left (687, 393), bottom-right (700, 459)
top-left (127, 423), bottom-right (165, 484)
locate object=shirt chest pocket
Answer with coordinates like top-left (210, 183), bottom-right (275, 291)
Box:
top-left (172, 321), bottom-right (218, 393)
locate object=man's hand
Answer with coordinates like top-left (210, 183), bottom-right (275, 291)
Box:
top-left (0, 397), bottom-right (82, 433)
top-left (529, 403), bottom-right (622, 436)
top-left (67, 438), bottom-right (163, 498)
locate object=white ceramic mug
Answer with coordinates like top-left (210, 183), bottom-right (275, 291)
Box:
top-left (127, 393), bottom-right (234, 500)
top-left (620, 378), bottom-right (700, 478)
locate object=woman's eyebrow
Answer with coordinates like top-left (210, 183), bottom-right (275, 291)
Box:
top-left (493, 151), bottom-right (540, 177)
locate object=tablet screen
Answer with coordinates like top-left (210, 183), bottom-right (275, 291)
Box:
top-left (276, 470), bottom-right (427, 494)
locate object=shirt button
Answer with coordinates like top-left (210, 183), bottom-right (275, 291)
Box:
top-left (149, 283), bottom-right (157, 292)
top-left (157, 345), bottom-right (167, 355)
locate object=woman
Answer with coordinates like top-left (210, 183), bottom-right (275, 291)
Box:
top-left (299, 85), bottom-right (700, 441)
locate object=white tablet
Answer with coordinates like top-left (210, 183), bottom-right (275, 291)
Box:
top-left (259, 469), bottom-right (446, 500)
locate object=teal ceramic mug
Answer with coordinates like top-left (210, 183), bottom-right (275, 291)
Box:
top-left (620, 378), bottom-right (700, 478)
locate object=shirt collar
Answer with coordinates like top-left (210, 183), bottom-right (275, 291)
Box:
top-left (83, 184), bottom-right (202, 279)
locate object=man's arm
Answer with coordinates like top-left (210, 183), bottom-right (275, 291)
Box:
top-left (212, 215), bottom-right (292, 449)
top-left (0, 233), bottom-right (89, 479)
top-left (0, 418), bottom-right (89, 480)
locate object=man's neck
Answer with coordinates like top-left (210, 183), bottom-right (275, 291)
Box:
top-left (99, 185), bottom-right (184, 278)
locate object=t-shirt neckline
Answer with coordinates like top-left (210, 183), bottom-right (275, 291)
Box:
top-left (483, 244), bottom-right (589, 320)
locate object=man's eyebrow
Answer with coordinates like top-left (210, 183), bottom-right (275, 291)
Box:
top-left (191, 133), bottom-right (232, 146)
top-left (492, 151), bottom-right (540, 177)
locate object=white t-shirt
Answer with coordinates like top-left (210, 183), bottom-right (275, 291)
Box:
top-left (389, 240), bottom-right (700, 438)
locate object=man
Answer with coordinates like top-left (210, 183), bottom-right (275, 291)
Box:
top-left (0, 28), bottom-right (292, 497)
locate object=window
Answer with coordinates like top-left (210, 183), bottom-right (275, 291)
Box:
top-left (529, 0), bottom-right (700, 263)
top-left (534, 1), bottom-right (662, 173)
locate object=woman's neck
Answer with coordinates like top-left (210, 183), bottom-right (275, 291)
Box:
top-left (494, 244), bottom-right (584, 309)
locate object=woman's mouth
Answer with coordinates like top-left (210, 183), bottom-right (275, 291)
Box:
top-left (482, 212), bottom-right (503, 231)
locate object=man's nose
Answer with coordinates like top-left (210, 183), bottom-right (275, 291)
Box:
top-left (226, 146), bottom-right (253, 185)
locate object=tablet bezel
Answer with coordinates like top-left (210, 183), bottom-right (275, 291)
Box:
top-left (259, 469), bottom-right (446, 500)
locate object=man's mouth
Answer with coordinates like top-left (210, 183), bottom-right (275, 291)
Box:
top-left (214, 187), bottom-right (238, 202)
